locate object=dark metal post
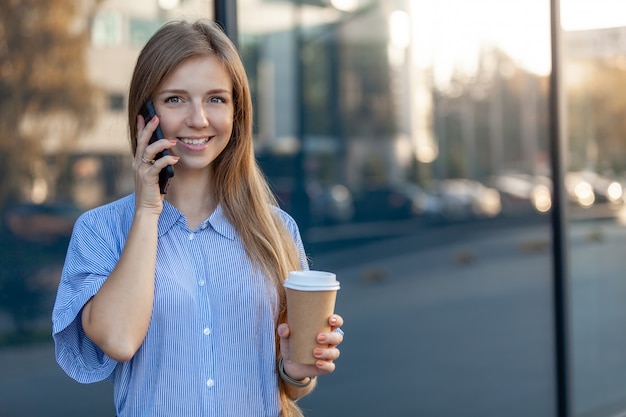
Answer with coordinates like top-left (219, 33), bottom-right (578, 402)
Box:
top-left (292, 0), bottom-right (311, 234)
top-left (214, 0), bottom-right (238, 49)
top-left (549, 0), bottom-right (570, 416)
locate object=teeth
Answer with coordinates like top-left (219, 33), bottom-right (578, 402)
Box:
top-left (181, 137), bottom-right (209, 145)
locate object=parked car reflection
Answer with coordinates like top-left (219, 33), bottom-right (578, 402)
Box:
top-left (349, 180), bottom-right (501, 223)
top-left (566, 170), bottom-right (623, 206)
top-left (351, 183), bottom-right (440, 222)
top-left (429, 179), bottom-right (502, 220)
top-left (352, 185), bottom-right (416, 222)
top-left (491, 173), bottom-right (552, 214)
top-left (492, 170), bottom-right (624, 216)
top-left (270, 178), bottom-right (355, 226)
top-left (308, 182), bottom-right (354, 225)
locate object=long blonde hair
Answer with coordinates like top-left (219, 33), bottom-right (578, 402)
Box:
top-left (128, 19), bottom-right (304, 416)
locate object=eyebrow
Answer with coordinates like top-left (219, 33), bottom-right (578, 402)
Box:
top-left (158, 88), bottom-right (232, 96)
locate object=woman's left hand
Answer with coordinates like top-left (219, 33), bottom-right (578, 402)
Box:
top-left (277, 314), bottom-right (344, 381)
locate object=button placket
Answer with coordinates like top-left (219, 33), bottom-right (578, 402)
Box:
top-left (186, 223), bottom-right (215, 393)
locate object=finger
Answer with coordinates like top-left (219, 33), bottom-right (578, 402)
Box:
top-left (136, 115), bottom-right (159, 153)
top-left (314, 347), bottom-right (341, 361)
top-left (145, 139), bottom-right (177, 162)
top-left (137, 113), bottom-right (147, 129)
top-left (277, 323), bottom-right (291, 361)
top-left (317, 330), bottom-right (343, 346)
top-left (140, 155), bottom-right (156, 165)
top-left (151, 154), bottom-right (179, 171)
top-left (329, 314), bottom-right (344, 329)
top-left (277, 323), bottom-right (290, 339)
top-left (315, 359), bottom-right (336, 374)
top-left (141, 139), bottom-right (177, 167)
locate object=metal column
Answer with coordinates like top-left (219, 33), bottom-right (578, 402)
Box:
top-left (214, 0), bottom-right (238, 49)
top-left (549, 0), bottom-right (571, 415)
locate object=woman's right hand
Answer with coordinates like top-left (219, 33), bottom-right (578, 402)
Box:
top-left (132, 114), bottom-right (178, 213)
top-left (82, 114), bottom-right (175, 361)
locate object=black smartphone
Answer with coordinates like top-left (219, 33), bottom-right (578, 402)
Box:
top-left (140, 100), bottom-right (174, 194)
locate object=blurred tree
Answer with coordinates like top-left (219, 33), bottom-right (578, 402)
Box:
top-left (567, 61), bottom-right (626, 174)
top-left (0, 0), bottom-right (101, 342)
top-left (0, 0), bottom-right (101, 214)
top-left (434, 47), bottom-right (550, 181)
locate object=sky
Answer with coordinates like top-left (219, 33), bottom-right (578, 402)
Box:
top-left (408, 0), bottom-right (626, 78)
top-left (561, 0), bottom-right (626, 31)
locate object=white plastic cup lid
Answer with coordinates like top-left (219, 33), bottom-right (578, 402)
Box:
top-left (284, 270), bottom-right (340, 291)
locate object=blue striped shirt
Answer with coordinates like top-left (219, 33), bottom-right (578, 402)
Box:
top-left (52, 194), bottom-right (308, 417)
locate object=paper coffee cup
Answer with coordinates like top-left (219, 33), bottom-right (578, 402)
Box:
top-left (284, 270), bottom-right (340, 365)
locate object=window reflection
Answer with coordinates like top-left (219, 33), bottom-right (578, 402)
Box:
top-left (242, 1), bottom-right (556, 416)
top-left (241, 0), bottom-right (552, 232)
top-left (562, 1), bottom-right (626, 416)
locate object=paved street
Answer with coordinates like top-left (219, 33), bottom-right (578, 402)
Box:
top-left (300, 217), bottom-right (626, 417)
top-left (2, 216), bottom-right (626, 416)
top-left (300, 221), bottom-right (557, 417)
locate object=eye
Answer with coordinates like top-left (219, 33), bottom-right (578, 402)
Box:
top-left (209, 96), bottom-right (226, 104)
top-left (165, 96), bottom-right (182, 103)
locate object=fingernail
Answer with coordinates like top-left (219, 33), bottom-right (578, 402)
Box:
top-left (314, 349), bottom-right (323, 357)
top-left (330, 317), bottom-right (337, 325)
top-left (318, 334), bottom-right (327, 343)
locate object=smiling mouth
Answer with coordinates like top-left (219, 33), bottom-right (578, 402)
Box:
top-left (179, 137), bottom-right (210, 145)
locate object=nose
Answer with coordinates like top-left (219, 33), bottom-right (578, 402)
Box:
top-left (187, 102), bottom-right (209, 128)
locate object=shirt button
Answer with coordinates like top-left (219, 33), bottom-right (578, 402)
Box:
top-left (203, 327), bottom-right (211, 335)
top-left (198, 279), bottom-right (205, 287)
top-left (188, 233), bottom-right (195, 240)
top-left (206, 379), bottom-right (215, 387)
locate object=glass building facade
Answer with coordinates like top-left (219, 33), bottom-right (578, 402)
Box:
top-left (1, 1), bottom-right (626, 416)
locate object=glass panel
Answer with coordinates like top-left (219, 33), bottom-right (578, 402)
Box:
top-left (0, 2), bottom-right (212, 416)
top-left (561, 1), bottom-right (626, 416)
top-left (239, 0), bottom-right (556, 416)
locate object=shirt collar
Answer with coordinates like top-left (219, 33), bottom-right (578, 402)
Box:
top-left (206, 203), bottom-right (236, 240)
top-left (157, 199), bottom-right (182, 237)
top-left (157, 198), bottom-right (236, 240)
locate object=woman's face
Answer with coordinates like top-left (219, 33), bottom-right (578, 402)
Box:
top-left (153, 54), bottom-right (234, 173)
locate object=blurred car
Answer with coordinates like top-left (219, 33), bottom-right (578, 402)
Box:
top-left (351, 183), bottom-right (440, 222)
top-left (565, 171), bottom-right (595, 207)
top-left (399, 183), bottom-right (442, 218)
top-left (269, 178), bottom-right (354, 226)
top-left (430, 179), bottom-right (502, 220)
top-left (308, 183), bottom-right (354, 225)
top-left (4, 202), bottom-right (83, 244)
top-left (493, 170), bottom-right (623, 213)
top-left (491, 173), bottom-right (553, 214)
top-left (352, 185), bottom-right (416, 222)
top-left (567, 170), bottom-right (623, 205)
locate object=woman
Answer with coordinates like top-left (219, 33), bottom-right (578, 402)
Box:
top-left (52, 19), bottom-right (343, 417)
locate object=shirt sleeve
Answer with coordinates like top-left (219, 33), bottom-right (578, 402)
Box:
top-left (293, 222), bottom-right (309, 271)
top-left (51, 210), bottom-right (122, 383)
top-left (274, 207), bottom-right (310, 271)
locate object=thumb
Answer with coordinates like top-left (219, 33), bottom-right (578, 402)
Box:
top-left (277, 323), bottom-right (291, 361)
